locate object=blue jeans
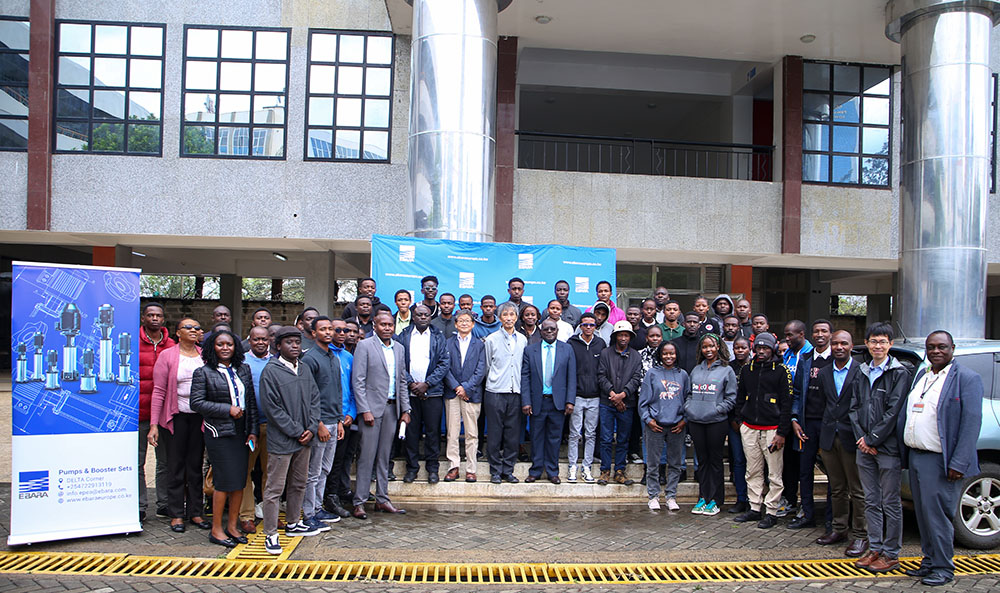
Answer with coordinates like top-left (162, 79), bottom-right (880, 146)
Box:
top-left (599, 404), bottom-right (633, 473)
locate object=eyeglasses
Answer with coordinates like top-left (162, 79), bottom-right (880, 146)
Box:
top-left (180, 325), bottom-right (202, 331)
top-left (333, 328), bottom-right (348, 333)
top-left (866, 339), bottom-right (891, 346)
top-left (580, 323), bottom-right (596, 327)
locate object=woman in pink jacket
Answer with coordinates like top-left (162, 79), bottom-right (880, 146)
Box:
top-left (148, 318), bottom-right (209, 533)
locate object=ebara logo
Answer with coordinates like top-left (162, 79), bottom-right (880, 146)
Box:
top-left (399, 245), bottom-right (415, 263)
top-left (518, 253), bottom-right (533, 270)
top-left (575, 277), bottom-right (589, 294)
top-left (459, 272), bottom-right (475, 289)
top-left (18, 470), bottom-right (49, 499)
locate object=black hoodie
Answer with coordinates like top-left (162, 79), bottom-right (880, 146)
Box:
top-left (568, 334), bottom-right (607, 398)
top-left (736, 355), bottom-right (793, 437)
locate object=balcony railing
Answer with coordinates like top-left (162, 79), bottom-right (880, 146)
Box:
top-left (516, 131), bottom-right (774, 181)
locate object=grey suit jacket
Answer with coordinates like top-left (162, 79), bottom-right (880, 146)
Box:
top-left (352, 335), bottom-right (410, 419)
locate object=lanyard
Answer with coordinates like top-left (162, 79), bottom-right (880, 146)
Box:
top-left (919, 371), bottom-right (943, 400)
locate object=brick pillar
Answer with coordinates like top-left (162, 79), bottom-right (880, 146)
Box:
top-left (494, 36), bottom-right (517, 243)
top-left (26, 0), bottom-right (55, 230)
top-left (781, 55), bottom-right (803, 254)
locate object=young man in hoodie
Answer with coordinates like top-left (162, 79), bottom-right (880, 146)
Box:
top-left (848, 322), bottom-right (911, 574)
top-left (472, 295), bottom-right (502, 339)
top-left (138, 302), bottom-right (175, 521)
top-left (596, 321), bottom-right (644, 485)
top-left (586, 280), bottom-right (625, 325)
top-left (711, 294), bottom-right (735, 325)
top-left (639, 341), bottom-right (689, 511)
top-left (671, 312), bottom-right (703, 374)
top-left (567, 312), bottom-right (606, 483)
top-left (733, 332), bottom-right (793, 529)
top-left (735, 299), bottom-right (754, 340)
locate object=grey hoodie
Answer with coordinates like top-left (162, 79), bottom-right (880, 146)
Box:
top-left (639, 365), bottom-right (689, 426)
top-left (711, 294), bottom-right (736, 320)
top-left (685, 359), bottom-right (737, 424)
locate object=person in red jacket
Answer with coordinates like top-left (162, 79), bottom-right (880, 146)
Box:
top-left (139, 302), bottom-right (175, 521)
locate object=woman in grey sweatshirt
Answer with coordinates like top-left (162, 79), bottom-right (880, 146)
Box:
top-left (639, 341), bottom-right (690, 510)
top-left (685, 334), bottom-right (737, 516)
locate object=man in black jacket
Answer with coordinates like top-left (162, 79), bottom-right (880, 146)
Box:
top-left (848, 322), bottom-right (911, 574)
top-left (671, 312), bottom-right (702, 374)
top-left (597, 321), bottom-right (643, 486)
top-left (567, 312), bottom-right (606, 483)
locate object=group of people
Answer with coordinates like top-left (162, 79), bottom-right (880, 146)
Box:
top-left (136, 275), bottom-right (984, 586)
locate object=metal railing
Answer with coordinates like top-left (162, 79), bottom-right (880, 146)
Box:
top-left (516, 131), bottom-right (774, 181)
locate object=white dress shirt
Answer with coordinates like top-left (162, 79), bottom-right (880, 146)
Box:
top-left (903, 363), bottom-right (951, 453)
top-left (408, 327), bottom-right (432, 383)
top-left (457, 333), bottom-right (472, 366)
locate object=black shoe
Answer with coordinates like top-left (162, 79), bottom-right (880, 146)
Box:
top-left (170, 522), bottom-right (185, 533)
top-left (921, 573), bottom-right (953, 587)
top-left (728, 501), bottom-right (750, 514)
top-left (502, 473), bottom-right (519, 484)
top-left (403, 471), bottom-right (417, 483)
top-left (733, 510), bottom-right (762, 523)
top-left (427, 472), bottom-right (439, 484)
top-left (905, 567), bottom-right (932, 578)
top-left (225, 530), bottom-right (249, 545)
top-left (156, 507), bottom-right (169, 518)
top-left (757, 514), bottom-right (778, 529)
top-left (190, 518), bottom-right (211, 530)
top-left (209, 535), bottom-right (238, 548)
top-left (787, 516), bottom-right (817, 530)
top-left (490, 475), bottom-right (502, 484)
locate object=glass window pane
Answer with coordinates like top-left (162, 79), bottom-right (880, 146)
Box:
top-left (802, 123), bottom-right (829, 152)
top-left (364, 98), bottom-right (389, 127)
top-left (862, 127), bottom-right (889, 155)
top-left (254, 127), bottom-right (283, 157)
top-left (833, 65), bottom-right (860, 93)
top-left (184, 92), bottom-right (216, 122)
top-left (338, 66), bottom-right (363, 94)
top-left (128, 91), bottom-right (161, 119)
top-left (365, 67), bottom-right (391, 96)
top-left (57, 88), bottom-right (90, 118)
top-left (185, 61), bottom-right (217, 90)
top-left (832, 155), bottom-right (858, 183)
top-left (221, 29), bottom-right (252, 59)
top-left (0, 117), bottom-right (29, 149)
top-left (0, 20), bottom-right (30, 52)
top-left (182, 125), bottom-right (215, 154)
top-left (0, 53), bottom-right (29, 85)
top-left (311, 33), bottom-right (337, 62)
top-left (219, 126), bottom-right (249, 155)
top-left (219, 62), bottom-right (251, 90)
top-left (253, 95), bottom-right (283, 124)
top-left (254, 63), bottom-right (285, 92)
top-left (655, 266), bottom-right (702, 291)
top-left (0, 86), bottom-right (29, 116)
top-left (130, 26), bottom-right (163, 56)
top-left (362, 130), bottom-right (388, 160)
top-left (310, 65), bottom-right (336, 93)
top-left (802, 154), bottom-right (829, 182)
top-left (255, 31), bottom-right (287, 60)
top-left (309, 96), bottom-right (333, 126)
top-left (366, 36), bottom-right (392, 65)
top-left (861, 157), bottom-right (889, 185)
top-left (129, 59), bottom-right (162, 88)
top-left (186, 28), bottom-right (219, 58)
top-left (339, 35), bottom-right (364, 63)
top-left (832, 95), bottom-right (860, 123)
top-left (803, 62), bottom-right (829, 91)
top-left (59, 56), bottom-right (92, 86)
top-left (863, 97), bottom-right (890, 125)
top-left (864, 67), bottom-right (891, 95)
top-left (94, 57), bottom-right (127, 87)
top-left (93, 89), bottom-right (125, 119)
top-left (127, 123), bottom-right (160, 153)
top-left (803, 93), bottom-right (829, 121)
top-left (60, 23), bottom-right (92, 53)
top-left (307, 128), bottom-right (333, 158)
top-left (55, 121), bottom-right (88, 151)
top-left (832, 125), bottom-right (858, 153)
top-left (218, 94), bottom-right (251, 123)
top-left (94, 25), bottom-right (127, 54)
top-left (336, 97), bottom-right (361, 126)
top-left (90, 122), bottom-right (123, 151)
top-left (335, 129), bottom-right (360, 158)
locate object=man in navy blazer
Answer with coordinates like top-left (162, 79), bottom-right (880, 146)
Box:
top-left (897, 330), bottom-right (983, 587)
top-left (443, 311), bottom-right (488, 482)
top-left (521, 319), bottom-right (576, 483)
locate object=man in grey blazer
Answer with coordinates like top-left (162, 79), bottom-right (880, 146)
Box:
top-left (351, 311), bottom-right (411, 518)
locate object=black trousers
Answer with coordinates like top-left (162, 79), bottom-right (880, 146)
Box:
top-left (688, 420), bottom-right (728, 505)
top-left (405, 395), bottom-right (443, 474)
top-left (783, 441), bottom-right (800, 506)
top-left (484, 391), bottom-right (521, 477)
top-left (166, 412), bottom-right (204, 519)
top-left (325, 426), bottom-right (361, 505)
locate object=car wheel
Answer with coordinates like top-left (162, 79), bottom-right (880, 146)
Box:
top-left (955, 462), bottom-right (1000, 550)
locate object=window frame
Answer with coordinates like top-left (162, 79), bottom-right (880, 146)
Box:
top-left (303, 28), bottom-right (394, 164)
top-left (801, 60), bottom-right (894, 188)
top-left (0, 15), bottom-right (30, 152)
top-left (180, 24), bottom-right (291, 160)
top-left (52, 19), bottom-right (167, 156)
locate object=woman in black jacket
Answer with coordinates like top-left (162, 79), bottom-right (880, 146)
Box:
top-left (191, 330), bottom-right (259, 548)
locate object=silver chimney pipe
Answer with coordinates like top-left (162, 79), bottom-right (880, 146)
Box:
top-left (887, 0), bottom-right (1000, 340)
top-left (406, 0), bottom-right (512, 242)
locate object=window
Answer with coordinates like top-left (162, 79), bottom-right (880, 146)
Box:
top-left (182, 26), bottom-right (289, 158)
top-left (802, 62), bottom-right (892, 186)
top-left (0, 16), bottom-right (29, 151)
top-left (54, 21), bottom-right (165, 154)
top-left (305, 29), bottom-right (393, 162)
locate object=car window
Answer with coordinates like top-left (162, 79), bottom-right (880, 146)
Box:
top-left (954, 352), bottom-right (995, 399)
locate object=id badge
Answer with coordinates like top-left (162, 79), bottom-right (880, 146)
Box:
top-left (912, 401), bottom-right (925, 414)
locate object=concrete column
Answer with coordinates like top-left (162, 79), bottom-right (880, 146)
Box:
top-left (304, 251), bottom-right (336, 317)
top-left (219, 274), bottom-right (243, 337)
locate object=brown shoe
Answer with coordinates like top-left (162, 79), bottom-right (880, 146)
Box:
top-left (613, 470), bottom-right (634, 486)
top-left (845, 538), bottom-right (869, 558)
top-left (815, 531), bottom-right (846, 546)
top-left (465, 472), bottom-right (477, 482)
top-left (351, 505), bottom-right (368, 520)
top-left (597, 470), bottom-right (611, 485)
top-left (239, 519), bottom-right (257, 534)
top-left (374, 502), bottom-right (407, 514)
top-left (854, 550), bottom-right (879, 568)
top-left (443, 468), bottom-right (460, 482)
top-left (867, 554), bottom-right (899, 573)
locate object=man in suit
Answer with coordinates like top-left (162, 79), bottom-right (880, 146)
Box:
top-left (816, 330), bottom-right (868, 557)
top-left (351, 311), bottom-right (411, 519)
top-left (521, 319), bottom-right (577, 483)
top-left (396, 304), bottom-right (450, 484)
top-left (899, 330), bottom-right (983, 587)
top-left (443, 311), bottom-right (487, 482)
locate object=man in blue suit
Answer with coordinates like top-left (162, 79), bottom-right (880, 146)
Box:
top-left (443, 311), bottom-right (487, 482)
top-left (898, 330), bottom-right (983, 587)
top-left (521, 319), bottom-right (576, 483)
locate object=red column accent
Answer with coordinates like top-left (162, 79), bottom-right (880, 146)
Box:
top-left (92, 247), bottom-right (116, 267)
top-left (781, 55), bottom-right (803, 254)
top-left (26, 0), bottom-right (55, 231)
top-left (730, 265), bottom-right (753, 301)
top-left (494, 36), bottom-right (517, 243)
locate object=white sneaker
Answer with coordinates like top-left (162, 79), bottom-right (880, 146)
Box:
top-left (648, 497), bottom-right (660, 510)
top-left (567, 466), bottom-right (578, 483)
top-left (265, 533), bottom-right (282, 555)
top-left (255, 502), bottom-right (263, 519)
top-left (665, 498), bottom-right (680, 511)
top-left (582, 467), bottom-right (595, 483)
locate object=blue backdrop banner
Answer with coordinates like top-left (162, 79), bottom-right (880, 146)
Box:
top-left (370, 234), bottom-right (616, 311)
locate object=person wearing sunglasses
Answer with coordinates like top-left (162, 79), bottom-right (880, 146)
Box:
top-left (149, 318), bottom-right (209, 533)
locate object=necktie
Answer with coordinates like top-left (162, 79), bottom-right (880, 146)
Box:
top-left (544, 344), bottom-right (554, 390)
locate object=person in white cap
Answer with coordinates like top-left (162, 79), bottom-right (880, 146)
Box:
top-left (596, 320), bottom-right (644, 485)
